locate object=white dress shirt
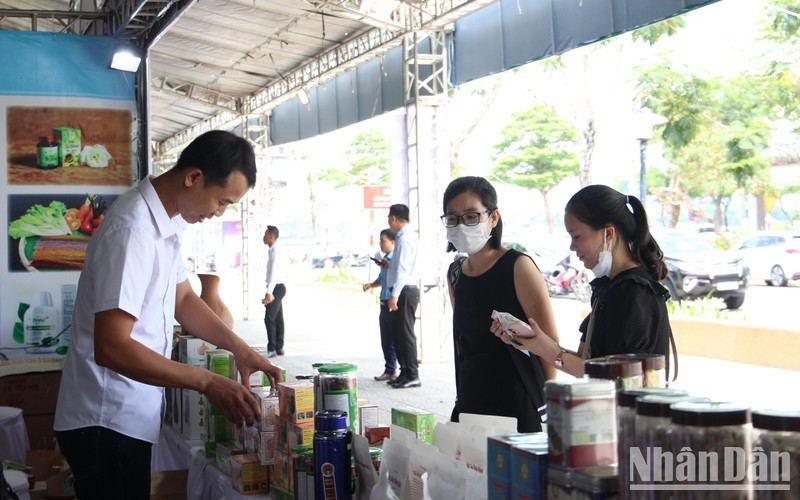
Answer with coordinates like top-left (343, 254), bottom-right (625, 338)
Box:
top-left (265, 241), bottom-right (287, 294)
top-left (387, 225), bottom-right (420, 298)
top-left (54, 176), bottom-right (187, 444)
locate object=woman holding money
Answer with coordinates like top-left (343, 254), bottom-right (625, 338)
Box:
top-left (444, 176), bottom-right (559, 432)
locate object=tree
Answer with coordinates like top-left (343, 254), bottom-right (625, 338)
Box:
top-left (491, 104), bottom-right (580, 233)
top-left (320, 128), bottom-right (390, 187)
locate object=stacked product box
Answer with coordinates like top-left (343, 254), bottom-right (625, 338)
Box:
top-left (176, 336), bottom-right (217, 440)
top-left (230, 453), bottom-right (270, 496)
top-left (391, 406), bottom-right (435, 444)
top-left (205, 349), bottom-right (236, 457)
top-left (357, 401), bottom-right (379, 436)
top-left (272, 380), bottom-right (315, 492)
top-left (486, 432), bottom-right (547, 499)
top-left (249, 387), bottom-right (280, 465)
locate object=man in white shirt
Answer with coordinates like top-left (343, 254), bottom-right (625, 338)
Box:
top-left (54, 130), bottom-right (283, 499)
top-left (386, 204), bottom-right (422, 389)
top-left (263, 225), bottom-right (287, 357)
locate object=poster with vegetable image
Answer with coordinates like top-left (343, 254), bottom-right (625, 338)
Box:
top-left (0, 33), bottom-right (137, 360)
top-left (7, 193), bottom-right (118, 272)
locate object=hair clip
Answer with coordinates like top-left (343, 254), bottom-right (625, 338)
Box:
top-left (626, 195), bottom-right (634, 214)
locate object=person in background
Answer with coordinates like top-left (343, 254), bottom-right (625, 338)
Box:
top-left (444, 176), bottom-right (558, 432)
top-left (362, 228), bottom-right (398, 382)
top-left (386, 204), bottom-right (422, 389)
top-left (54, 130), bottom-right (283, 499)
top-left (492, 184), bottom-right (673, 378)
top-left (263, 225), bottom-right (287, 358)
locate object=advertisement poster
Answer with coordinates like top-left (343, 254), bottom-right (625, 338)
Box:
top-left (0, 32), bottom-right (137, 360)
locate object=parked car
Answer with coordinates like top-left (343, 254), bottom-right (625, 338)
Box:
top-left (505, 238), bottom-right (573, 278)
top-left (653, 230), bottom-right (749, 310)
top-left (728, 231), bottom-right (800, 286)
top-left (311, 250), bottom-right (369, 268)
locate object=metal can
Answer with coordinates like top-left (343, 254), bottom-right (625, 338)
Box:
top-left (314, 410), bottom-right (353, 500)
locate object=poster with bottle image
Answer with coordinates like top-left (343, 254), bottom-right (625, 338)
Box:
top-left (0, 33), bottom-right (137, 361)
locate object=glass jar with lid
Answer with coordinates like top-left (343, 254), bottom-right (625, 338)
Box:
top-left (669, 401), bottom-right (752, 499)
top-left (751, 409), bottom-right (800, 498)
top-left (608, 353), bottom-right (666, 388)
top-left (316, 363), bottom-right (359, 433)
top-left (585, 357), bottom-right (643, 389)
top-left (616, 387), bottom-right (689, 497)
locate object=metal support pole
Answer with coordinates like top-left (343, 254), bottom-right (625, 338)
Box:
top-left (639, 138), bottom-right (647, 204)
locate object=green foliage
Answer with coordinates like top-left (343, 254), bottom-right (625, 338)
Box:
top-left (763, 0), bottom-right (800, 41)
top-left (317, 129), bottom-right (390, 188)
top-left (666, 295), bottom-right (738, 320)
top-left (491, 104), bottom-right (580, 190)
top-left (314, 266), bottom-right (361, 285)
top-left (631, 17), bottom-right (686, 45)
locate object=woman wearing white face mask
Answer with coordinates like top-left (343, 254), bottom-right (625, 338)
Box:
top-left (444, 176), bottom-right (559, 432)
top-left (492, 185), bottom-right (674, 380)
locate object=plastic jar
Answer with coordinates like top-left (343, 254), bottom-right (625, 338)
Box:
top-left (670, 401), bottom-right (752, 499)
top-left (608, 353), bottom-right (666, 388)
top-left (369, 447), bottom-right (383, 473)
top-left (571, 465), bottom-right (618, 499)
top-left (545, 379), bottom-right (617, 468)
top-left (617, 387), bottom-right (689, 497)
top-left (585, 357), bottom-right (643, 390)
top-left (751, 409), bottom-right (800, 498)
top-left (317, 363), bottom-right (359, 433)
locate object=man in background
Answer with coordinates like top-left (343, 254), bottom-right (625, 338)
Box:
top-left (362, 228), bottom-right (398, 381)
top-left (386, 204), bottom-right (421, 389)
top-left (263, 225), bottom-right (287, 358)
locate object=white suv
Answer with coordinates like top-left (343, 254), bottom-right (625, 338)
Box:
top-left (729, 232), bottom-right (800, 286)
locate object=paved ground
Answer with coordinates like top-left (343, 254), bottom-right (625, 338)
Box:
top-left (218, 277), bottom-right (800, 429)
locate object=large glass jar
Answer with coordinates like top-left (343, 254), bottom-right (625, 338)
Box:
top-left (751, 409), bottom-right (800, 499)
top-left (617, 387), bottom-right (688, 497)
top-left (632, 394), bottom-right (708, 498)
top-left (571, 465), bottom-right (619, 499)
top-left (585, 357), bottom-right (643, 390)
top-left (608, 353), bottom-right (666, 388)
top-left (670, 401), bottom-right (752, 500)
top-left (316, 363), bottom-right (359, 433)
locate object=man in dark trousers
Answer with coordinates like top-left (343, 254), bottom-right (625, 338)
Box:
top-left (386, 204), bottom-right (421, 388)
top-left (263, 225), bottom-right (287, 357)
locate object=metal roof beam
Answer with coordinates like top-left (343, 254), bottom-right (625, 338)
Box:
top-left (151, 74), bottom-right (241, 113)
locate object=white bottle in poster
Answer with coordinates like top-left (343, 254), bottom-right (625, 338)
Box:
top-left (24, 291), bottom-right (60, 354)
top-left (61, 284), bottom-right (77, 350)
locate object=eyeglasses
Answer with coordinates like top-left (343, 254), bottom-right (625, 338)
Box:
top-left (440, 210), bottom-right (493, 228)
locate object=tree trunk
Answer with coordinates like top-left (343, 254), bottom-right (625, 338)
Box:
top-left (450, 73), bottom-right (505, 176)
top-left (540, 188), bottom-right (554, 234)
top-left (579, 119), bottom-right (595, 187)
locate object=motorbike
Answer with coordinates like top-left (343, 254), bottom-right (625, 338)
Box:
top-left (545, 254), bottom-right (592, 302)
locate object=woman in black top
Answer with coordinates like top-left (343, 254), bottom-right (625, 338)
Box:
top-left (493, 185), bottom-right (673, 378)
top-left (444, 176), bottom-right (559, 431)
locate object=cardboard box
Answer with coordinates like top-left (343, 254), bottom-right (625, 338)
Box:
top-left (277, 381), bottom-right (315, 425)
top-left (277, 418), bottom-right (314, 455)
top-left (487, 433), bottom-right (546, 500)
top-left (206, 349), bottom-right (235, 379)
top-left (180, 389), bottom-right (208, 441)
top-left (358, 403), bottom-right (379, 435)
top-left (150, 469), bottom-right (188, 500)
top-left (509, 441), bottom-right (549, 500)
top-left (251, 386), bottom-right (279, 429)
top-left (391, 406), bottom-right (435, 444)
top-left (215, 442), bottom-right (244, 476)
top-left (178, 335), bottom-right (216, 367)
top-left (270, 450), bottom-right (292, 492)
top-left (52, 127), bottom-right (81, 167)
top-left (230, 453), bottom-right (269, 495)
top-left (0, 371), bottom-right (61, 416)
top-left (364, 425), bottom-right (390, 447)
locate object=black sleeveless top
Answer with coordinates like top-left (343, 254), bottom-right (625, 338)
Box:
top-left (449, 249), bottom-right (545, 432)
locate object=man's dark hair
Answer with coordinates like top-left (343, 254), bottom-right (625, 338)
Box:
top-left (266, 225), bottom-right (280, 239)
top-left (388, 204), bottom-right (409, 222)
top-left (379, 228), bottom-right (396, 241)
top-left (174, 130), bottom-right (257, 189)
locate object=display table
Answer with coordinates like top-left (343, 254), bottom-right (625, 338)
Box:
top-left (0, 406), bottom-right (29, 463)
top-left (152, 424), bottom-right (270, 499)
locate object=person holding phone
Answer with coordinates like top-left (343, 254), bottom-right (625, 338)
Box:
top-left (362, 228), bottom-right (398, 381)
